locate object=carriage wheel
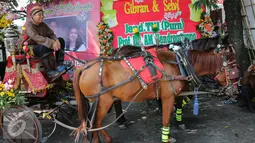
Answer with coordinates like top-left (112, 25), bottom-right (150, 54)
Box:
top-left (0, 105), bottom-right (42, 143)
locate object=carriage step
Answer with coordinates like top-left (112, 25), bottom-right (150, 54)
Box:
top-left (179, 91), bottom-right (209, 96)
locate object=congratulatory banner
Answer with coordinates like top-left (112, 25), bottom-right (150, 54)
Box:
top-left (101, 0), bottom-right (202, 48)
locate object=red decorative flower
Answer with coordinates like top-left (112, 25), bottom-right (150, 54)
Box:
top-left (23, 35), bottom-right (28, 40)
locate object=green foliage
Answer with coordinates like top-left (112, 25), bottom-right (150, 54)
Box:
top-left (192, 0), bottom-right (219, 11)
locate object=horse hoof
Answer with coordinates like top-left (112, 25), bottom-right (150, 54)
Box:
top-left (105, 136), bottom-right (112, 143)
top-left (118, 124), bottom-right (127, 130)
top-left (178, 124), bottom-right (187, 130)
top-left (169, 137), bottom-right (176, 143)
top-left (161, 137), bottom-right (176, 143)
top-left (93, 138), bottom-right (100, 143)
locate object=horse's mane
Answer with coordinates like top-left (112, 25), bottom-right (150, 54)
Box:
top-left (190, 36), bottom-right (221, 51)
top-left (188, 50), bottom-right (223, 72)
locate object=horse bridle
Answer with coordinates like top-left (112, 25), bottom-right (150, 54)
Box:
top-left (214, 44), bottom-right (240, 94)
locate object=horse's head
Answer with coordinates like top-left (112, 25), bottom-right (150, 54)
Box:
top-left (185, 36), bottom-right (240, 95)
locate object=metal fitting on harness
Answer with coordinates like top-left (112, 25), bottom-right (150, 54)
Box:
top-left (123, 58), bottom-right (148, 89)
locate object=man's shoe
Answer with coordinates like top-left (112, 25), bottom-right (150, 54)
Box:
top-left (47, 70), bottom-right (60, 78)
top-left (57, 64), bottom-right (73, 72)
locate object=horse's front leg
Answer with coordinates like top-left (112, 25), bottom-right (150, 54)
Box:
top-left (161, 94), bottom-right (175, 143)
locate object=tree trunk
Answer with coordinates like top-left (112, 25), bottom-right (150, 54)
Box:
top-left (224, 0), bottom-right (249, 75)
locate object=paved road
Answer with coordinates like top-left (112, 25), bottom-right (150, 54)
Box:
top-left (1, 95), bottom-right (255, 143)
top-left (43, 95), bottom-right (255, 143)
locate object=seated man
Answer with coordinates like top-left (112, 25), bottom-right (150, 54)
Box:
top-left (23, 5), bottom-right (66, 79)
top-left (240, 63), bottom-right (255, 111)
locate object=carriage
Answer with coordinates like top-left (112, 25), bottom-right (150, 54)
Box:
top-left (0, 24), bottom-right (240, 143)
top-left (0, 26), bottom-right (79, 143)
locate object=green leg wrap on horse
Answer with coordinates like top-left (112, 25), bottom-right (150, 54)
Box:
top-left (176, 108), bottom-right (182, 122)
top-left (182, 99), bottom-right (187, 107)
top-left (182, 97), bottom-right (191, 107)
top-left (162, 126), bottom-right (170, 142)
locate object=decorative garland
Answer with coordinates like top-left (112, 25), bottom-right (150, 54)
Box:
top-left (97, 22), bottom-right (114, 56)
top-left (196, 12), bottom-right (215, 38)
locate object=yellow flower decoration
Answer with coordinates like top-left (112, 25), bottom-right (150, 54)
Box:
top-left (9, 93), bottom-right (15, 97)
top-left (7, 19), bottom-right (12, 24)
top-left (0, 92), bottom-right (4, 96)
top-left (22, 26), bottom-right (26, 31)
top-left (153, 24), bottom-right (157, 28)
top-left (133, 27), bottom-right (138, 34)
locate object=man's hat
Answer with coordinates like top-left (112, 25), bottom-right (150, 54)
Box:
top-left (30, 5), bottom-right (43, 16)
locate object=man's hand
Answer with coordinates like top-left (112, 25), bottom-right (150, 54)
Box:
top-left (56, 39), bottom-right (61, 47)
top-left (247, 64), bottom-right (254, 72)
top-left (52, 40), bottom-right (60, 51)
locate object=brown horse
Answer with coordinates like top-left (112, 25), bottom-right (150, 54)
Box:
top-left (72, 44), bottom-right (232, 143)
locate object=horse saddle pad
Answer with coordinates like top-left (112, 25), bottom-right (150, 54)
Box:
top-left (121, 48), bottom-right (164, 84)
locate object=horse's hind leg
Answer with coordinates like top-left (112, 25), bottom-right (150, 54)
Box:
top-left (175, 96), bottom-right (187, 130)
top-left (114, 100), bottom-right (127, 124)
top-left (94, 94), bottom-right (114, 143)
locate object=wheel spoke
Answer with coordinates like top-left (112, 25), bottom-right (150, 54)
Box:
top-left (23, 130), bottom-right (37, 140)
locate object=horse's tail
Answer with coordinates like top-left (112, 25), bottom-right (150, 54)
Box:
top-left (73, 68), bottom-right (87, 122)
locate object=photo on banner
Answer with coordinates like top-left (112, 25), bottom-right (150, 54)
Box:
top-left (44, 15), bottom-right (88, 52)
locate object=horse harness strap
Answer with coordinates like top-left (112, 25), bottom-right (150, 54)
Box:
top-left (214, 55), bottom-right (237, 86)
top-left (99, 59), bottom-right (105, 89)
top-left (173, 48), bottom-right (201, 86)
top-left (143, 51), bottom-right (160, 98)
top-left (85, 63), bottom-right (149, 99)
top-left (84, 57), bottom-right (188, 99)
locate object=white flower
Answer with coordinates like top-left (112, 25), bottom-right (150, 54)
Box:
top-left (8, 79), bottom-right (13, 84)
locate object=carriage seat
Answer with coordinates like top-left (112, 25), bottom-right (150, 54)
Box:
top-left (3, 54), bottom-right (50, 96)
top-left (6, 55), bottom-right (41, 69)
